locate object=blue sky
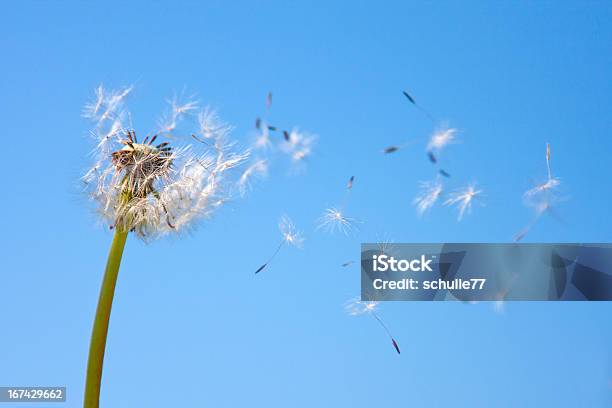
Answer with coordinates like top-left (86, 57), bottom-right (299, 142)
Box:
top-left (1, 1), bottom-right (611, 407)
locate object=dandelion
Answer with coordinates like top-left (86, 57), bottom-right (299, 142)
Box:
top-left (345, 297), bottom-right (400, 354)
top-left (255, 215), bottom-right (304, 274)
top-left (341, 260), bottom-right (355, 267)
top-left (81, 86), bottom-right (247, 408)
top-left (317, 207), bottom-right (358, 235)
top-left (413, 179), bottom-right (443, 216)
top-left (238, 159), bottom-right (268, 196)
top-left (444, 184), bottom-right (482, 221)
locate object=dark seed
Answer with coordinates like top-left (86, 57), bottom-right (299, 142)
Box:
top-left (392, 338), bottom-right (401, 354)
top-left (384, 146), bottom-right (399, 154)
top-left (402, 90), bottom-right (416, 105)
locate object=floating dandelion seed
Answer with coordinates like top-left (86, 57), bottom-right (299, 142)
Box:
top-left (413, 179), bottom-right (443, 216)
top-left (524, 144), bottom-right (560, 198)
top-left (427, 126), bottom-right (457, 154)
top-left (516, 143), bottom-right (564, 241)
top-left (283, 130), bottom-right (290, 141)
top-left (347, 176), bottom-right (355, 190)
top-left (402, 90), bottom-right (416, 105)
top-left (383, 145), bottom-right (400, 154)
top-left (444, 184), bottom-right (482, 221)
top-left (375, 234), bottom-right (396, 256)
top-left (345, 297), bottom-right (400, 354)
top-left (255, 215), bottom-right (304, 274)
top-left (341, 261), bottom-right (355, 267)
top-left (439, 169), bottom-right (451, 178)
top-left (318, 178), bottom-right (359, 235)
top-left (402, 89), bottom-right (436, 123)
top-left (254, 125), bottom-right (272, 150)
top-left (524, 177), bottom-right (561, 197)
top-left (427, 151), bottom-right (437, 163)
top-left (253, 91), bottom-right (277, 147)
top-left (382, 140), bottom-right (415, 155)
top-left (281, 128), bottom-right (317, 171)
top-left (317, 207), bottom-right (358, 235)
top-left (238, 159), bottom-right (268, 196)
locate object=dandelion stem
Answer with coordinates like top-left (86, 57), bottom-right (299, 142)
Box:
top-left (84, 229), bottom-right (128, 408)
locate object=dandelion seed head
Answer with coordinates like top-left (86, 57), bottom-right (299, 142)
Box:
top-left (444, 184), bottom-right (482, 221)
top-left (317, 207), bottom-right (358, 235)
top-left (82, 86), bottom-right (248, 240)
top-left (413, 180), bottom-right (443, 216)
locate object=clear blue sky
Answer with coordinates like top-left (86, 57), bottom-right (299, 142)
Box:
top-left (1, 1), bottom-right (611, 407)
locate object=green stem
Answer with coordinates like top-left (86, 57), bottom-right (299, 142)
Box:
top-left (84, 230), bottom-right (128, 408)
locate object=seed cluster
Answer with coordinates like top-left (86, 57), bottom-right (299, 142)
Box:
top-left (111, 130), bottom-right (173, 199)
